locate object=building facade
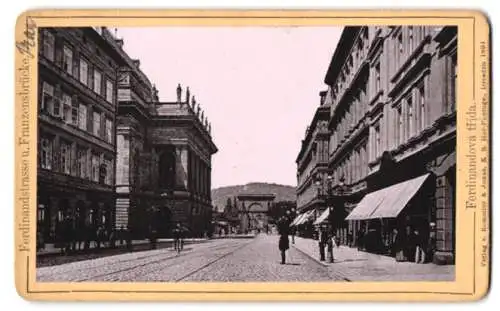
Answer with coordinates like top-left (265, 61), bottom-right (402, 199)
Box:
top-left (299, 25), bottom-right (457, 264)
top-left (295, 92), bottom-right (331, 237)
top-left (37, 27), bottom-right (218, 243)
top-left (103, 30), bottom-right (218, 238)
top-left (37, 27), bottom-right (125, 243)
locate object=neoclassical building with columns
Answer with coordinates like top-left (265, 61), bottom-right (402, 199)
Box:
top-left (103, 29), bottom-right (217, 238)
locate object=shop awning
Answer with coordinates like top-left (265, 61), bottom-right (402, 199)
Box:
top-left (295, 210), bottom-right (315, 225)
top-left (313, 208), bottom-right (330, 225)
top-left (346, 173), bottom-right (431, 220)
top-left (290, 214), bottom-right (303, 226)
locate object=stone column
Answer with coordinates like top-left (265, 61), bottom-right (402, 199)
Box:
top-left (176, 145), bottom-right (189, 189)
top-left (208, 166), bottom-right (212, 199)
top-left (434, 175), bottom-right (454, 264)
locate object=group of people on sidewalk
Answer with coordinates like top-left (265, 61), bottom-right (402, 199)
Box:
top-left (390, 223), bottom-right (436, 263)
top-left (355, 222), bottom-right (437, 264)
top-left (37, 216), bottom-right (133, 255)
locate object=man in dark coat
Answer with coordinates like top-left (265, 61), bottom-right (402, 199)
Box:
top-left (277, 216), bottom-right (290, 264)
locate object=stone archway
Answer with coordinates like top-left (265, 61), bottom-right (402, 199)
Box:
top-left (236, 194), bottom-right (275, 234)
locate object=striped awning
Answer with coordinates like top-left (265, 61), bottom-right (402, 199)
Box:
top-left (313, 208), bottom-right (330, 225)
top-left (296, 210), bottom-right (315, 225)
top-left (290, 214), bottom-right (304, 226)
top-left (346, 173), bottom-right (430, 220)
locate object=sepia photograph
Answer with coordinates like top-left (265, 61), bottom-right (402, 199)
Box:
top-left (33, 24), bottom-right (458, 283)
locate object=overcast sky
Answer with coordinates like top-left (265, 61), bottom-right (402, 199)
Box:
top-left (117, 26), bottom-right (343, 188)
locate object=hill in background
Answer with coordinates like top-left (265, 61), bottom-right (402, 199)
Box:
top-left (211, 182), bottom-right (296, 212)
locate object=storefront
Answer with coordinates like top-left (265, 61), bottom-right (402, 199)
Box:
top-left (346, 173), bottom-right (435, 255)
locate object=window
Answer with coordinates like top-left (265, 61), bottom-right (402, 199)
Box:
top-left (375, 124), bottom-right (381, 158)
top-left (397, 106), bottom-right (403, 145)
top-left (91, 154), bottom-right (100, 182)
top-left (61, 93), bottom-right (72, 124)
top-left (78, 103), bottom-right (87, 130)
top-left (418, 84), bottom-right (426, 130)
top-left (406, 95), bottom-right (414, 139)
top-left (375, 61), bottom-right (381, 92)
top-left (106, 80), bottom-right (113, 103)
top-left (398, 32), bottom-right (403, 54)
top-left (63, 45), bottom-right (73, 74)
top-left (99, 163), bottom-right (107, 184)
top-left (408, 26), bottom-right (414, 52)
top-left (159, 150), bottom-right (176, 189)
top-left (105, 118), bottom-right (113, 143)
top-left (60, 141), bottom-right (72, 174)
top-left (103, 158), bottom-right (112, 185)
top-left (450, 54), bottom-right (457, 112)
top-left (52, 87), bottom-right (60, 118)
top-left (41, 82), bottom-right (54, 113)
top-left (40, 137), bottom-right (53, 169)
top-left (37, 204), bottom-right (45, 223)
top-left (93, 111), bottom-right (101, 137)
top-left (79, 58), bottom-right (88, 86)
top-left (93, 70), bottom-right (102, 95)
top-left (43, 30), bottom-right (55, 61)
top-left (71, 97), bottom-right (78, 126)
top-left (77, 147), bottom-right (87, 178)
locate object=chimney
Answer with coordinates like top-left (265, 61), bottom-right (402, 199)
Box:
top-left (319, 90), bottom-right (327, 106)
top-left (114, 39), bottom-right (124, 49)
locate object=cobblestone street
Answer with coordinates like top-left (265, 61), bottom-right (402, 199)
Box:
top-left (37, 235), bottom-right (345, 282)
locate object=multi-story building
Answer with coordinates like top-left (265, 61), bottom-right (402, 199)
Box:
top-left (301, 25), bottom-right (457, 264)
top-left (37, 27), bottom-right (125, 243)
top-left (37, 27), bottom-right (218, 243)
top-left (295, 91), bottom-right (331, 237)
top-left (102, 31), bottom-right (218, 238)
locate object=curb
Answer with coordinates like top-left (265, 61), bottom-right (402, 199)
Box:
top-left (36, 239), bottom-right (209, 257)
top-left (292, 244), bottom-right (352, 282)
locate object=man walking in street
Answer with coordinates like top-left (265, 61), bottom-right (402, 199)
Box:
top-left (277, 216), bottom-right (290, 264)
top-left (173, 222), bottom-right (184, 254)
top-left (318, 226), bottom-right (327, 261)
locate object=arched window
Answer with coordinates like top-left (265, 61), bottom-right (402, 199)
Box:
top-left (99, 164), bottom-right (107, 184)
top-left (159, 149), bottom-right (176, 190)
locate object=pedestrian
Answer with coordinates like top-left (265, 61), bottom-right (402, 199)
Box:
top-left (326, 229), bottom-right (334, 263)
top-left (173, 222), bottom-right (183, 253)
top-left (392, 228), bottom-right (407, 262)
top-left (277, 216), bottom-right (290, 264)
top-left (126, 227), bottom-right (132, 251)
top-left (109, 229), bottom-right (116, 249)
top-left (119, 225), bottom-right (125, 245)
top-left (356, 228), bottom-right (365, 251)
top-left (291, 226), bottom-right (296, 244)
top-left (414, 228), bottom-right (425, 263)
top-left (404, 225), bottom-right (415, 261)
top-left (318, 226), bottom-right (327, 261)
top-left (426, 222), bottom-right (437, 263)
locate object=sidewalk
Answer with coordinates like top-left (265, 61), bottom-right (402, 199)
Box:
top-left (37, 238), bottom-right (208, 256)
top-left (292, 237), bottom-right (455, 281)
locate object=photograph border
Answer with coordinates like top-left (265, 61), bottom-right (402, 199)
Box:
top-left (14, 9), bottom-right (490, 301)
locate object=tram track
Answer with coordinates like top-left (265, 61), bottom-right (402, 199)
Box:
top-left (37, 238), bottom-right (255, 282)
